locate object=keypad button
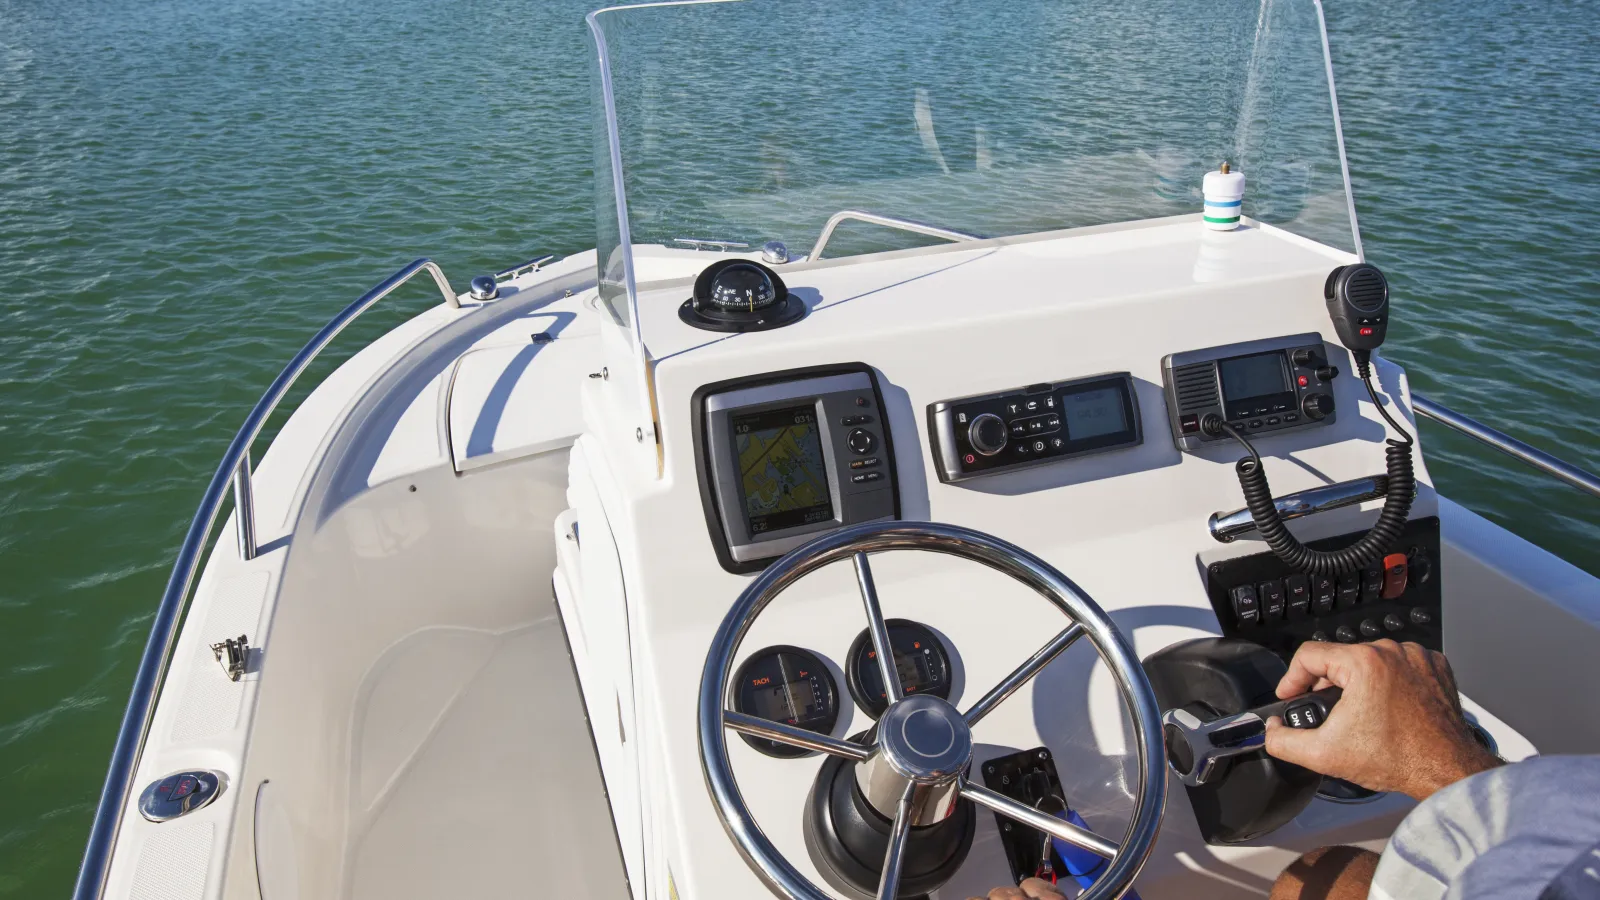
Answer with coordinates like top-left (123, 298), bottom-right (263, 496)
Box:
top-left (1312, 575), bottom-right (1336, 614)
top-left (1258, 580), bottom-right (1286, 619)
top-left (1230, 585), bottom-right (1260, 626)
top-left (1360, 563), bottom-right (1384, 603)
top-left (1285, 701), bottom-right (1324, 729)
top-left (850, 471), bottom-right (883, 484)
top-left (1265, 416), bottom-right (1281, 426)
top-left (1284, 574), bottom-right (1311, 617)
top-left (1337, 576), bottom-right (1360, 608)
top-left (849, 457), bottom-right (879, 470)
top-left (1248, 419), bottom-right (1264, 429)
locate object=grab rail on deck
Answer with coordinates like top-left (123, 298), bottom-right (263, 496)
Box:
top-left (73, 258), bottom-right (458, 900)
top-left (1413, 393), bottom-right (1600, 500)
top-left (808, 210), bottom-right (983, 262)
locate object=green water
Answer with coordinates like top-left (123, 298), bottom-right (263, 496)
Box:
top-left (1, 0), bottom-right (1595, 894)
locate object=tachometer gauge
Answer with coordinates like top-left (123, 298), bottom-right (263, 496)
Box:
top-left (846, 619), bottom-right (952, 718)
top-left (732, 646), bottom-right (840, 758)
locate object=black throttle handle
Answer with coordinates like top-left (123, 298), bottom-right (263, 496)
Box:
top-left (1162, 687), bottom-right (1343, 786)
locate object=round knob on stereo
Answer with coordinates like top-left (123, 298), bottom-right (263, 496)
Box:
top-left (1292, 348), bottom-right (1317, 367)
top-left (1302, 393), bottom-right (1334, 421)
top-left (1409, 606), bottom-right (1434, 626)
top-left (1383, 613), bottom-right (1406, 632)
top-left (967, 413), bottom-right (1008, 456)
top-left (1359, 618), bottom-right (1382, 639)
top-left (1335, 625), bottom-right (1359, 643)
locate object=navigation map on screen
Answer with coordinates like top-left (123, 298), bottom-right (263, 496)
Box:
top-left (734, 405), bottom-right (834, 534)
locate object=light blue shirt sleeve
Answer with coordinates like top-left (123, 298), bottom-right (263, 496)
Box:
top-left (1369, 755), bottom-right (1600, 900)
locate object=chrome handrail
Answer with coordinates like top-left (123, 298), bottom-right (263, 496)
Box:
top-left (807, 210), bottom-right (982, 262)
top-left (1413, 393), bottom-right (1600, 500)
top-left (495, 253), bottom-right (558, 281)
top-left (671, 237), bottom-right (750, 251)
top-left (1209, 475), bottom-right (1392, 543)
top-left (73, 258), bottom-right (458, 900)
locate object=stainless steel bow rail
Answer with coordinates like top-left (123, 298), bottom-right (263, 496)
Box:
top-left (1412, 393), bottom-right (1600, 500)
top-left (807, 210), bottom-right (983, 262)
top-left (73, 258), bottom-right (458, 900)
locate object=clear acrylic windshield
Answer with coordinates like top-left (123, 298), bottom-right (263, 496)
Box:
top-left (588, 0), bottom-right (1359, 325)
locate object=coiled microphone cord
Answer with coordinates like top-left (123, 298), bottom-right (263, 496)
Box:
top-left (1208, 351), bottom-right (1414, 576)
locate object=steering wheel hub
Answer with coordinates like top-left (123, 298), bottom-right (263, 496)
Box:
top-left (883, 696), bottom-right (970, 778)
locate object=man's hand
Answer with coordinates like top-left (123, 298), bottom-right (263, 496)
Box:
top-left (968, 878), bottom-right (1067, 900)
top-left (1263, 639), bottom-right (1500, 800)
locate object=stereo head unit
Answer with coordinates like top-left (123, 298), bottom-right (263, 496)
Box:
top-left (927, 372), bottom-right (1142, 483)
top-left (693, 364), bottom-right (900, 573)
top-left (1162, 334), bottom-right (1339, 452)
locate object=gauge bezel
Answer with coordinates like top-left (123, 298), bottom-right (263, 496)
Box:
top-left (732, 644), bottom-right (841, 758)
top-left (845, 618), bottom-right (952, 718)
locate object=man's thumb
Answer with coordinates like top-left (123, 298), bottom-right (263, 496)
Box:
top-left (1263, 716), bottom-right (1318, 766)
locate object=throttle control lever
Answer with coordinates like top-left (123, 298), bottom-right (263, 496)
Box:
top-left (1162, 687), bottom-right (1342, 787)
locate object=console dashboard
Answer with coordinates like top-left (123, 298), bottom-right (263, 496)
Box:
top-left (690, 331), bottom-right (1429, 662)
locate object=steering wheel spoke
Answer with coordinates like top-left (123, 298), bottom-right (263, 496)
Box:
top-left (964, 623), bottom-right (1085, 727)
top-left (961, 780), bottom-right (1119, 860)
top-left (854, 551), bottom-right (903, 705)
top-left (723, 710), bottom-right (874, 761)
top-left (875, 781), bottom-right (917, 900)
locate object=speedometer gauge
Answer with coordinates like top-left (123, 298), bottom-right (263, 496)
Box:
top-left (732, 646), bottom-right (840, 758)
top-left (846, 619), bottom-right (952, 718)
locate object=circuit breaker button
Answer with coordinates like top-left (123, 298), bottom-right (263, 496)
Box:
top-left (1258, 580), bottom-right (1286, 620)
top-left (1230, 585), bottom-right (1260, 626)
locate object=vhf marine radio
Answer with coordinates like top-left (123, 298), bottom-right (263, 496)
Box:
top-left (1163, 335), bottom-right (1339, 453)
top-left (1161, 263), bottom-right (1416, 579)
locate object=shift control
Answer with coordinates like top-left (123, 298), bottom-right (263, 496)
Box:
top-left (1163, 687), bottom-right (1342, 786)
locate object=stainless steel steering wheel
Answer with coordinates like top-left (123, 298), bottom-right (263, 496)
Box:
top-left (698, 521), bottom-right (1167, 900)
